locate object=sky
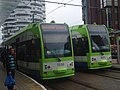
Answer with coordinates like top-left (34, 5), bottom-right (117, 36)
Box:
top-left (45, 0), bottom-right (84, 26)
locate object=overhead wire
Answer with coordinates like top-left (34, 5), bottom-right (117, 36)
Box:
top-left (43, 0), bottom-right (82, 7)
top-left (43, 0), bottom-right (100, 9)
top-left (46, 0), bottom-right (74, 15)
top-left (61, 0), bottom-right (65, 3)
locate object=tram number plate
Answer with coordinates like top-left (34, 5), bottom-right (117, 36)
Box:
top-left (101, 56), bottom-right (105, 59)
top-left (57, 63), bottom-right (64, 67)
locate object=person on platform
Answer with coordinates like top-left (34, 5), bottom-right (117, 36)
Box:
top-left (1, 48), bottom-right (7, 68)
top-left (6, 48), bottom-right (16, 78)
top-left (5, 47), bottom-right (16, 90)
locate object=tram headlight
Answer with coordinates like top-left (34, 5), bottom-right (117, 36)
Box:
top-left (108, 56), bottom-right (112, 61)
top-left (69, 62), bottom-right (74, 66)
top-left (45, 65), bottom-right (51, 69)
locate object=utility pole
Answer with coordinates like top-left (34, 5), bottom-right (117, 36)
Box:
top-left (32, 14), bottom-right (34, 23)
top-left (112, 0), bottom-right (115, 29)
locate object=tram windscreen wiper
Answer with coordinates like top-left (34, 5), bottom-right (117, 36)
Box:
top-left (92, 41), bottom-right (104, 55)
top-left (99, 50), bottom-right (104, 55)
top-left (51, 50), bottom-right (61, 62)
top-left (44, 46), bottom-right (61, 62)
top-left (94, 46), bottom-right (104, 55)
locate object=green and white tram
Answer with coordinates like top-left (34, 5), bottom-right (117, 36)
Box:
top-left (71, 24), bottom-right (112, 69)
top-left (2, 23), bottom-right (74, 79)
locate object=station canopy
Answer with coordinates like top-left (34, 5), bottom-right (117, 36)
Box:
top-left (0, 0), bottom-right (21, 26)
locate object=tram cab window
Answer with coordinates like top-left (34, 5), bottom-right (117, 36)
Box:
top-left (64, 36), bottom-right (72, 57)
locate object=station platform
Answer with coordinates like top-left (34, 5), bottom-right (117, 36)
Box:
top-left (0, 62), bottom-right (46, 90)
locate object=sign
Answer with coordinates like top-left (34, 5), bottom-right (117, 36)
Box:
top-left (57, 62), bottom-right (64, 67)
top-left (41, 24), bottom-right (68, 31)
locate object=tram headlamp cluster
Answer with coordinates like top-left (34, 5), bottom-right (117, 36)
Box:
top-left (45, 65), bottom-right (51, 69)
top-left (107, 56), bottom-right (112, 60)
top-left (109, 56), bottom-right (112, 60)
top-left (92, 57), bottom-right (96, 61)
top-left (69, 62), bottom-right (74, 66)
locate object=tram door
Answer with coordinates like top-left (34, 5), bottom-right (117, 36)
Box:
top-left (117, 37), bottom-right (120, 64)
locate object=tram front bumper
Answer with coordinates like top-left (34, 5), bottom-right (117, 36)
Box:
top-left (53, 67), bottom-right (67, 74)
top-left (98, 60), bottom-right (108, 65)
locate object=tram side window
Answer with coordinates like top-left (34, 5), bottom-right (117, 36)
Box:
top-left (73, 37), bottom-right (89, 56)
top-left (17, 34), bottom-right (27, 61)
top-left (17, 38), bottom-right (41, 62)
top-left (17, 42), bottom-right (26, 61)
top-left (26, 38), bottom-right (41, 62)
top-left (31, 38), bottom-right (41, 61)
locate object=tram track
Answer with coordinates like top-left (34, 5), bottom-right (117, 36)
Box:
top-left (42, 77), bottom-right (95, 90)
top-left (69, 72), bottom-right (105, 90)
top-left (88, 69), bottom-right (120, 80)
top-left (68, 77), bottom-right (99, 90)
top-left (71, 71), bottom-right (120, 90)
top-left (104, 68), bottom-right (120, 73)
top-left (41, 69), bottom-right (120, 90)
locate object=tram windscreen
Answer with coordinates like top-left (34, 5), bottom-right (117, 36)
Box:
top-left (41, 24), bottom-right (72, 58)
top-left (88, 25), bottom-right (110, 52)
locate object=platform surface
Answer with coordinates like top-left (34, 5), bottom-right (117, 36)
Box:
top-left (0, 62), bottom-right (46, 90)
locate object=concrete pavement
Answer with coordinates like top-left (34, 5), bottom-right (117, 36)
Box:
top-left (0, 62), bottom-right (46, 90)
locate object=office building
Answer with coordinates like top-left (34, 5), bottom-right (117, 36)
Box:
top-left (82, 0), bottom-right (120, 30)
top-left (2, 0), bottom-right (45, 40)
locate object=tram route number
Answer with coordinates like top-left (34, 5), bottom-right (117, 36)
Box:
top-left (57, 63), bottom-right (64, 67)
